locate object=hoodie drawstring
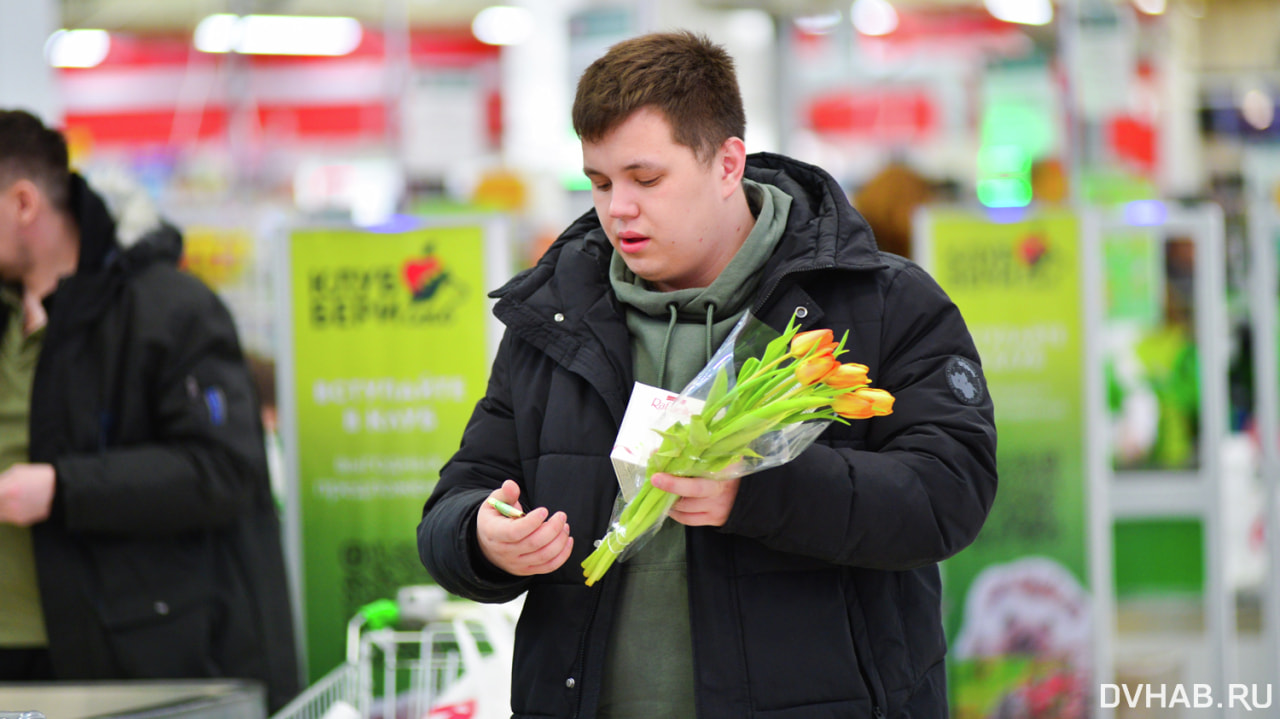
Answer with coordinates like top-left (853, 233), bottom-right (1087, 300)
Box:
top-left (657, 303), bottom-right (678, 389)
top-left (656, 302), bottom-right (718, 389)
top-left (704, 304), bottom-right (716, 364)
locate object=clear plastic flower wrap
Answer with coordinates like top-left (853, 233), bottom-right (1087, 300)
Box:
top-left (582, 311), bottom-right (895, 586)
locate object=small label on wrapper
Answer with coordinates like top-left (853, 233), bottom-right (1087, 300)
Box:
top-left (610, 382), bottom-right (704, 502)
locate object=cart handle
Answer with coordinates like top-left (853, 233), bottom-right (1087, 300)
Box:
top-left (345, 598), bottom-right (401, 664)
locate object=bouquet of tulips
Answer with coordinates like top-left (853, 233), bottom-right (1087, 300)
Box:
top-left (582, 312), bottom-right (894, 586)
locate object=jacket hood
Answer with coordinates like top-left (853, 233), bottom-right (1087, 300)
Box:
top-left (492, 151), bottom-right (885, 313)
top-left (744, 152), bottom-right (883, 271)
top-left (39, 173), bottom-right (183, 335)
top-left (71, 170), bottom-right (182, 274)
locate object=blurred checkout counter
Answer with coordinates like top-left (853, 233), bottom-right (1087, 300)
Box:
top-left (0, 680), bottom-right (265, 718)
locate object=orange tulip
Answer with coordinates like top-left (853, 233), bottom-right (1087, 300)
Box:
top-left (794, 353), bottom-right (840, 386)
top-left (822, 363), bottom-right (869, 389)
top-left (790, 329), bottom-right (834, 358)
top-left (832, 387), bottom-right (895, 419)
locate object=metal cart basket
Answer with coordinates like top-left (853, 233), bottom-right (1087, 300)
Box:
top-left (272, 587), bottom-right (516, 719)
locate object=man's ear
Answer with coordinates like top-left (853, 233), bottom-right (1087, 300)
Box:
top-left (11, 179), bottom-right (43, 226)
top-left (717, 137), bottom-right (747, 198)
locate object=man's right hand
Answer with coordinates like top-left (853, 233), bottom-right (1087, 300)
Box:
top-left (477, 479), bottom-right (573, 576)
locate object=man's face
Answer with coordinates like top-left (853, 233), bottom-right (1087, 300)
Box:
top-left (582, 107), bottom-right (742, 292)
top-left (0, 179), bottom-right (30, 282)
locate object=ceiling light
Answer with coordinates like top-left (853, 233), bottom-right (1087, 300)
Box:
top-left (1133, 0), bottom-right (1167, 14)
top-left (984, 0), bottom-right (1053, 26)
top-left (725, 10), bottom-right (774, 51)
top-left (194, 14), bottom-right (238, 53)
top-left (794, 12), bottom-right (842, 35)
top-left (194, 14), bottom-right (363, 56)
top-left (1242, 89), bottom-right (1275, 131)
top-left (471, 6), bottom-right (535, 46)
top-left (46, 29), bottom-right (111, 68)
top-left (851, 0), bottom-right (899, 37)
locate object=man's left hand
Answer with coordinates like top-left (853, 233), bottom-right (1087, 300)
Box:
top-left (650, 472), bottom-right (740, 527)
top-left (0, 463), bottom-right (56, 526)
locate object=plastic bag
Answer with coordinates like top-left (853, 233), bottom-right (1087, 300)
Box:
top-left (426, 602), bottom-right (518, 719)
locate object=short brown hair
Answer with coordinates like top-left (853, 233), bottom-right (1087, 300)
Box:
top-left (572, 31), bottom-right (745, 163)
top-left (0, 109), bottom-right (71, 216)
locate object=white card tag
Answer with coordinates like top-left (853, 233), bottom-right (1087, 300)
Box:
top-left (610, 382), bottom-right (704, 502)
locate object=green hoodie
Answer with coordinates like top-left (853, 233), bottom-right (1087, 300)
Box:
top-left (0, 287), bottom-right (47, 648)
top-left (598, 179), bottom-right (791, 717)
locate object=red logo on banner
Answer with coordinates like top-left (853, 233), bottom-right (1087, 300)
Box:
top-left (1017, 235), bottom-right (1049, 267)
top-left (402, 251), bottom-right (448, 302)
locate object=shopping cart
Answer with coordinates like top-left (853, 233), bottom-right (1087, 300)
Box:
top-left (271, 586), bottom-right (517, 719)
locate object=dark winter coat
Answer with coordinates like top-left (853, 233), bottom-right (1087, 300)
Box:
top-left (419, 153), bottom-right (997, 718)
top-left (2, 175), bottom-right (300, 711)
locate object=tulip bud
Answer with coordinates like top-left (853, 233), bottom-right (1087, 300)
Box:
top-left (822, 363), bottom-right (870, 389)
top-left (832, 387), bottom-right (894, 419)
top-left (790, 329), bottom-right (834, 358)
top-left (794, 354), bottom-right (839, 386)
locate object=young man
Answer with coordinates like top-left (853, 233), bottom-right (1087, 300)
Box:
top-left (419, 32), bottom-right (997, 718)
top-left (0, 109), bottom-right (299, 712)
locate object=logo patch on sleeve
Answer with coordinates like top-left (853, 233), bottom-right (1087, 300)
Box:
top-left (204, 386), bottom-right (227, 426)
top-left (944, 356), bottom-right (986, 406)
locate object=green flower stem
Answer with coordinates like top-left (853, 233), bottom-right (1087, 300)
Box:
top-left (582, 392), bottom-right (833, 585)
top-left (700, 356), bottom-right (789, 423)
top-left (583, 482), bottom-right (678, 585)
top-left (583, 414), bottom-right (717, 585)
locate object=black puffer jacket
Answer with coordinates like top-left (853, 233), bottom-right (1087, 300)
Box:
top-left (419, 153), bottom-right (997, 718)
top-left (5, 176), bottom-right (299, 711)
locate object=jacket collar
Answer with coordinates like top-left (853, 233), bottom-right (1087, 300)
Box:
top-left (491, 213), bottom-right (634, 422)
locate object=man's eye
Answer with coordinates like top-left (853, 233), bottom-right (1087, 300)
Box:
top-left (594, 182), bottom-right (612, 192)
top-left (637, 177), bottom-right (659, 187)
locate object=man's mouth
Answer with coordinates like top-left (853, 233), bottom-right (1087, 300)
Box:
top-left (617, 232), bottom-right (649, 253)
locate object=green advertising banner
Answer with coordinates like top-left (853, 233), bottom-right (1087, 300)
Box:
top-left (921, 208), bottom-right (1090, 718)
top-left (286, 224), bottom-right (491, 679)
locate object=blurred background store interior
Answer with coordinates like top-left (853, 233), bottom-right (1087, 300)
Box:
top-left (8, 0), bottom-right (1280, 715)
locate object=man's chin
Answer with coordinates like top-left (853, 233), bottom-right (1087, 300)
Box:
top-left (620, 257), bottom-right (652, 280)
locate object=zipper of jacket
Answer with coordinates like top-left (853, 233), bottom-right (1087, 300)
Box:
top-left (851, 602), bottom-right (887, 718)
top-left (853, 651), bottom-right (886, 719)
top-left (571, 581), bottom-right (607, 719)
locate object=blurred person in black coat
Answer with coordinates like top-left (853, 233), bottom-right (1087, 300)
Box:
top-left (0, 109), bottom-right (299, 712)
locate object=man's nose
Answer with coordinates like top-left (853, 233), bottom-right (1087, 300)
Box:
top-left (608, 187), bottom-right (638, 218)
